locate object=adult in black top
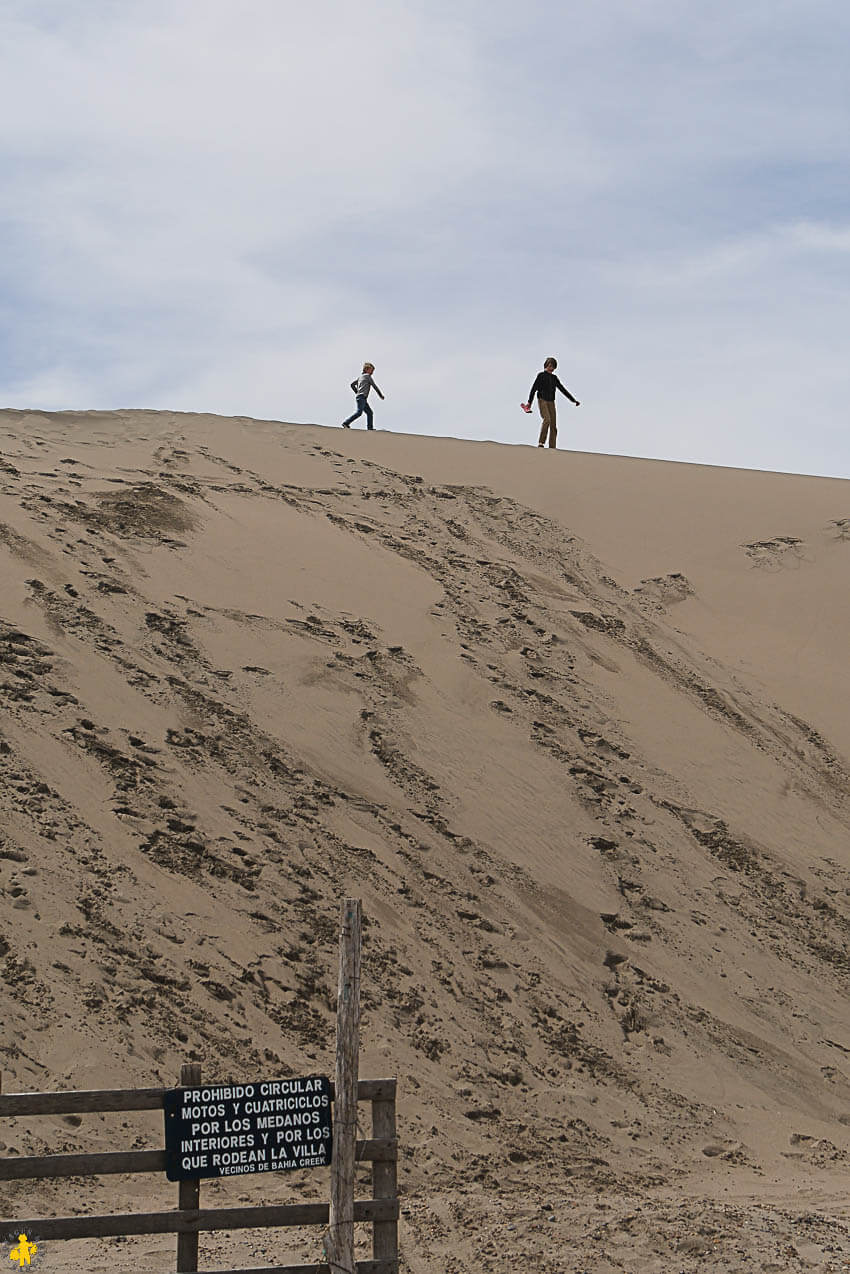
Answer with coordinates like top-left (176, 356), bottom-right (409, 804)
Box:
top-left (527, 357), bottom-right (580, 448)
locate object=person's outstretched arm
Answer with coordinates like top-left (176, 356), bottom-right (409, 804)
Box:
top-left (371, 378), bottom-right (384, 400)
top-left (556, 377), bottom-right (580, 406)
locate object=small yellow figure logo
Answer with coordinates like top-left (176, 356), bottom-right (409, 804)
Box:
top-left (9, 1235), bottom-right (37, 1267)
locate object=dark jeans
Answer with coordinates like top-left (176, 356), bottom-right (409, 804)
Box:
top-left (342, 395), bottom-right (374, 429)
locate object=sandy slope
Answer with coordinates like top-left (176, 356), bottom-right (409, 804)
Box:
top-left (0, 408), bottom-right (849, 1272)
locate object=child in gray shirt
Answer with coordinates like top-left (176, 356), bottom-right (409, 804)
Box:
top-left (342, 362), bottom-right (384, 430)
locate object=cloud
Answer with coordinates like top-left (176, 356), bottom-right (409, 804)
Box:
top-left (0, 0), bottom-right (849, 477)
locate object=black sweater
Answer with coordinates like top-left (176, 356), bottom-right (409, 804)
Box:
top-left (528, 370), bottom-right (578, 404)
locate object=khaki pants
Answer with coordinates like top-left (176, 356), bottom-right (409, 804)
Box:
top-left (537, 399), bottom-right (557, 448)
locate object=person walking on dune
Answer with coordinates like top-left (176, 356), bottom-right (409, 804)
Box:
top-left (342, 362), bottom-right (384, 430)
top-left (522, 357), bottom-right (580, 448)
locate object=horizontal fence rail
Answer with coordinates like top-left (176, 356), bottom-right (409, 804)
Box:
top-left (0, 1139), bottom-right (397, 1182)
top-left (194, 1265), bottom-right (395, 1274)
top-left (1, 1198), bottom-right (399, 1241)
top-left (0, 1079), bottom-right (396, 1119)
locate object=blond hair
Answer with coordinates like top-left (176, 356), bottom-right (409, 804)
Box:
top-left (363, 362), bottom-right (375, 373)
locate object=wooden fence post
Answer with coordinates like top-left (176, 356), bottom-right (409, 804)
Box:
top-left (325, 899), bottom-right (361, 1274)
top-left (371, 1088), bottom-right (398, 1269)
top-left (176, 1061), bottom-right (201, 1273)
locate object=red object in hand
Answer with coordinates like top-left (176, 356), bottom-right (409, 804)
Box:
top-left (520, 402), bottom-right (531, 413)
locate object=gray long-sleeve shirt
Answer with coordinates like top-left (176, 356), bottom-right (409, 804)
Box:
top-left (353, 373), bottom-right (382, 399)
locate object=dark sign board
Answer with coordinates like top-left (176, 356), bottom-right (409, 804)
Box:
top-left (163, 1076), bottom-right (332, 1182)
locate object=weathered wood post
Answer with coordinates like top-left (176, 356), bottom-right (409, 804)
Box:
top-left (371, 1085), bottom-right (398, 1268)
top-left (325, 898), bottom-right (362, 1274)
top-left (177, 1061), bottom-right (201, 1273)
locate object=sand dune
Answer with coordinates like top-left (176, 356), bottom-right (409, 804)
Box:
top-left (1, 407), bottom-right (850, 1272)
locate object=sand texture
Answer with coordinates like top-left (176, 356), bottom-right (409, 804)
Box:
top-left (1, 408), bottom-right (850, 1272)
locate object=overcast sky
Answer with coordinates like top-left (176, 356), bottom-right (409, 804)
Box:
top-left (1, 0), bottom-right (848, 476)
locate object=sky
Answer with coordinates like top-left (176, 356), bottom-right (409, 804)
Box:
top-left (1, 0), bottom-right (849, 477)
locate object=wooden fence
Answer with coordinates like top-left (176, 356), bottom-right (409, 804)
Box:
top-left (0, 1066), bottom-right (398, 1274)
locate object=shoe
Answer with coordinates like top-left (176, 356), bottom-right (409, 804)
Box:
top-left (341, 423), bottom-right (350, 429)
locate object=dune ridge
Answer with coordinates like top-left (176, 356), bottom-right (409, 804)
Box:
top-left (1, 408), bottom-right (850, 1272)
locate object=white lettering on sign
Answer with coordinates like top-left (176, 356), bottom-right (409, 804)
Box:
top-left (165, 1075), bottom-right (332, 1182)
